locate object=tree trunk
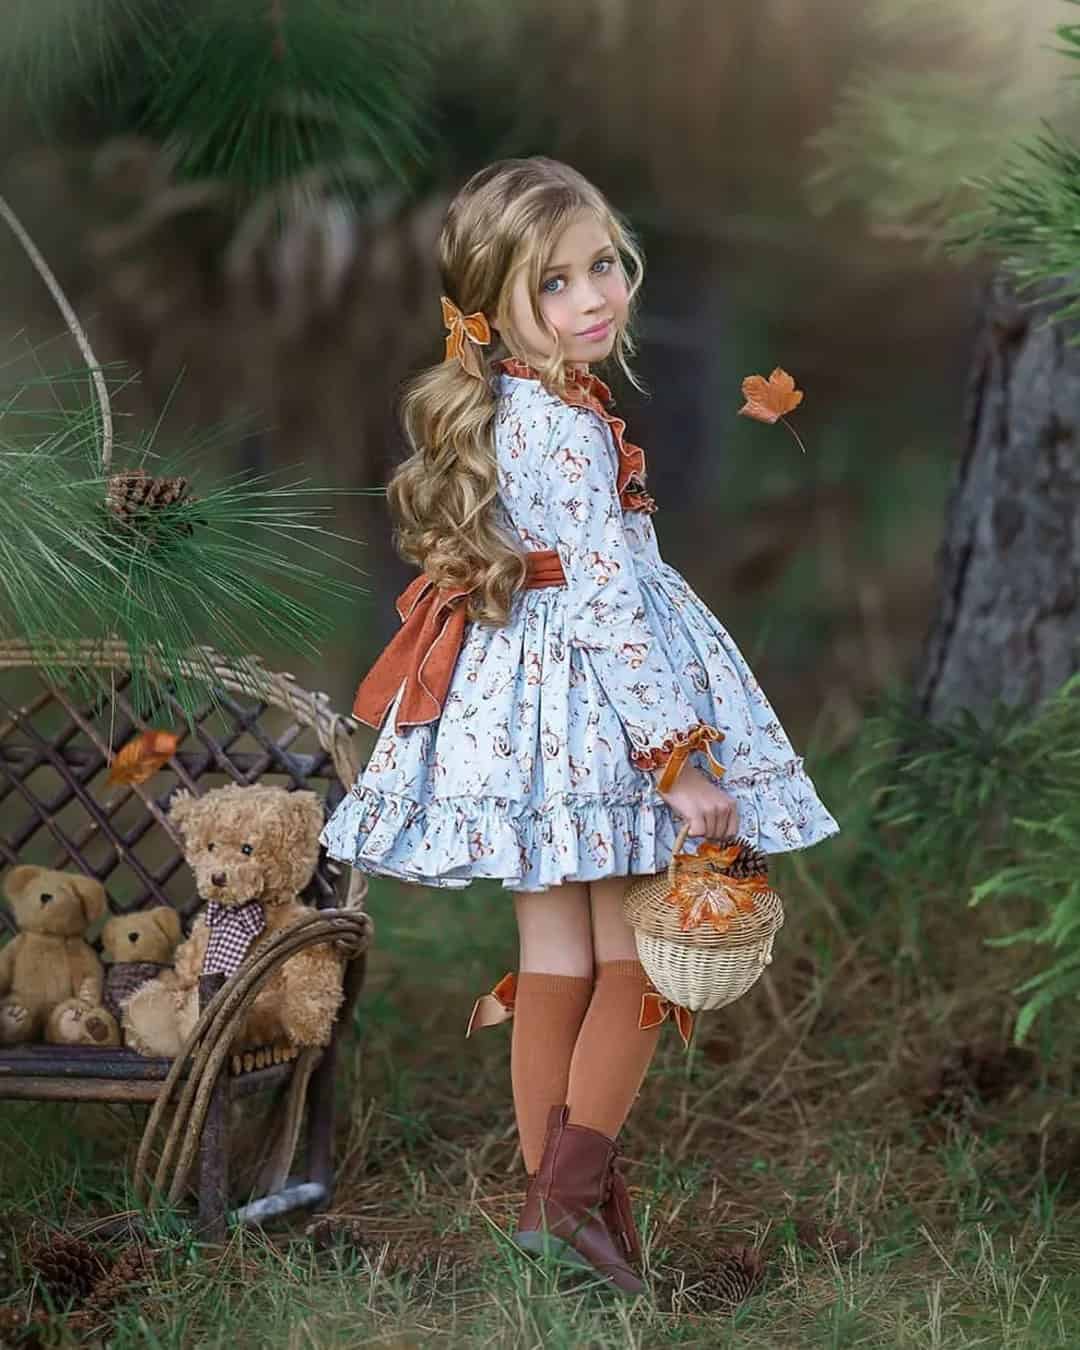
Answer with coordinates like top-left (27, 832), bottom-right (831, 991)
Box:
top-left (916, 271), bottom-right (1080, 723)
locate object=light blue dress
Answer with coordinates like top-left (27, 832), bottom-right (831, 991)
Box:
top-left (320, 368), bottom-right (839, 892)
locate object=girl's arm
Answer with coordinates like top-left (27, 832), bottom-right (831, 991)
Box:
top-left (542, 402), bottom-right (714, 782)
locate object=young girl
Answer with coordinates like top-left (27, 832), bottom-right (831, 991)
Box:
top-left (320, 157), bottom-right (838, 1294)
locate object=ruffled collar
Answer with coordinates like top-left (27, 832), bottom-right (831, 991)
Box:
top-left (497, 357), bottom-right (657, 514)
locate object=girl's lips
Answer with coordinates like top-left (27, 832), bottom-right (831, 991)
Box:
top-left (577, 319), bottom-right (612, 340)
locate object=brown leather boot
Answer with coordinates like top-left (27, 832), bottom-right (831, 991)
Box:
top-left (521, 1163), bottom-right (642, 1266)
top-left (514, 1105), bottom-right (646, 1295)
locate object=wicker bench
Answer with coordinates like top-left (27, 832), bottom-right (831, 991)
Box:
top-left (0, 640), bottom-right (370, 1239)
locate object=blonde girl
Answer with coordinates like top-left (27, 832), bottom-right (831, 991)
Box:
top-left (321, 157), bottom-right (838, 1295)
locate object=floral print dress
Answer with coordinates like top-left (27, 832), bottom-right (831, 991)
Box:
top-left (320, 363), bottom-right (839, 892)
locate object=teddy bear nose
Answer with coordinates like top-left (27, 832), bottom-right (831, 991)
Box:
top-left (211, 871), bottom-right (227, 888)
top-left (39, 892), bottom-right (53, 904)
top-left (129, 932), bottom-right (139, 943)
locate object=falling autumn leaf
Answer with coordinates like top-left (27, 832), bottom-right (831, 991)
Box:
top-left (738, 367), bottom-right (807, 455)
top-left (107, 729), bottom-right (181, 786)
top-left (738, 368), bottom-right (804, 423)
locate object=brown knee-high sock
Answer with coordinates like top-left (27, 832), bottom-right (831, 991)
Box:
top-left (511, 972), bottom-right (594, 1173)
top-left (565, 959), bottom-right (661, 1139)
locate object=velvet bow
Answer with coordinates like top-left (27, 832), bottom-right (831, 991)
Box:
top-left (657, 724), bottom-right (727, 793)
top-left (442, 295), bottom-right (491, 379)
top-left (465, 971), bottom-right (517, 1038)
top-left (639, 989), bottom-right (695, 1049)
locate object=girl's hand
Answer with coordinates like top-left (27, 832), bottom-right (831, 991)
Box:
top-left (653, 764), bottom-right (739, 840)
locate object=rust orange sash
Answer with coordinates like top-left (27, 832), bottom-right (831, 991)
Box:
top-left (352, 549), bottom-right (567, 732)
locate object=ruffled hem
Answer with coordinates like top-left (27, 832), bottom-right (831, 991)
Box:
top-left (319, 756), bottom-right (839, 894)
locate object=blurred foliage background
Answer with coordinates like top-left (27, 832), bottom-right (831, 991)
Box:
top-left (6, 0), bottom-right (1075, 757)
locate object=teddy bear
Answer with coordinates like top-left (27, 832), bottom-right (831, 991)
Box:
top-left (101, 906), bottom-right (183, 1023)
top-left (0, 866), bottom-right (121, 1047)
top-left (122, 783), bottom-right (344, 1058)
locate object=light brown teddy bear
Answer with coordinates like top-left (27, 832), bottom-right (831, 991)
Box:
top-left (0, 866), bottom-right (121, 1047)
top-left (101, 906), bottom-right (183, 1024)
top-left (122, 784), bottom-right (344, 1058)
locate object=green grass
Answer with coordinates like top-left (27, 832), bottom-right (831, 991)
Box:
top-left (2, 722), bottom-right (1080, 1346)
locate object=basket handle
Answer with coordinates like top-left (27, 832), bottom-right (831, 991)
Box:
top-left (667, 818), bottom-right (748, 890)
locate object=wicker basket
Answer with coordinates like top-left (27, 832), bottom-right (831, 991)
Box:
top-left (623, 823), bottom-right (784, 1012)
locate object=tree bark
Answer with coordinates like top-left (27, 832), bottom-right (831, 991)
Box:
top-left (916, 270), bottom-right (1080, 723)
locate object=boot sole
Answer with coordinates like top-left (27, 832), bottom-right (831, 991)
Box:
top-left (512, 1229), bottom-right (646, 1297)
top-left (512, 1229), bottom-right (593, 1269)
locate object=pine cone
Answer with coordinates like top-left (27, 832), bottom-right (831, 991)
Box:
top-left (26, 1230), bottom-right (105, 1304)
top-left (85, 1242), bottom-right (154, 1313)
top-left (106, 467), bottom-right (191, 518)
top-left (697, 1245), bottom-right (766, 1307)
top-left (719, 836), bottom-right (769, 880)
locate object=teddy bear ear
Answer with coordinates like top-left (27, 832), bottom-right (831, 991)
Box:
top-left (167, 789), bottom-right (198, 834)
top-left (3, 865), bottom-right (41, 903)
top-left (150, 906), bottom-right (182, 946)
top-left (289, 790), bottom-right (326, 840)
top-left (70, 874), bottom-right (109, 925)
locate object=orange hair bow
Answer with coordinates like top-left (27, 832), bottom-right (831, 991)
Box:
top-left (465, 971), bottom-right (516, 1037)
top-left (639, 990), bottom-right (695, 1049)
top-left (441, 295), bottom-right (491, 379)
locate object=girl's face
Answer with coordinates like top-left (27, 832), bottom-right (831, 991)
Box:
top-left (503, 212), bottom-right (629, 369)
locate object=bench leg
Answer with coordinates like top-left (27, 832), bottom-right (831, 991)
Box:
top-left (197, 972), bottom-right (229, 1242)
top-left (198, 1070), bottom-right (230, 1242)
top-left (307, 1033), bottom-right (337, 1192)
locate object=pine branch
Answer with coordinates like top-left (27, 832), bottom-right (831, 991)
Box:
top-left (0, 194), bottom-right (113, 470)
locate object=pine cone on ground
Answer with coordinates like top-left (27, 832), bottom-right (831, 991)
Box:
top-left (87, 1242), bottom-right (154, 1313)
top-left (25, 1230), bottom-right (105, 1304)
top-left (697, 1245), bottom-right (766, 1308)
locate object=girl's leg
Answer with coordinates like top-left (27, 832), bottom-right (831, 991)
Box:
top-left (511, 883), bottom-right (594, 1173)
top-left (564, 876), bottom-right (661, 1137)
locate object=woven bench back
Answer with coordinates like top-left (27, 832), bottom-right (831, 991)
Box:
top-left (0, 641), bottom-right (365, 935)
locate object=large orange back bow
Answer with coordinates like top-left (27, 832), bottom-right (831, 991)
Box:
top-left (442, 295), bottom-right (491, 379)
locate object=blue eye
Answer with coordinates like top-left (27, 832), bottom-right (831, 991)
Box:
top-left (593, 257), bottom-right (615, 273)
top-left (542, 276), bottom-right (564, 294)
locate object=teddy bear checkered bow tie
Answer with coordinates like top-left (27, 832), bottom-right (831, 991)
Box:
top-left (202, 899), bottom-right (266, 977)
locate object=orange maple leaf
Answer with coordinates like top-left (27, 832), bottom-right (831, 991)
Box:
top-left (107, 729), bottom-right (180, 786)
top-left (667, 871), bottom-right (765, 932)
top-left (738, 368), bottom-right (804, 423)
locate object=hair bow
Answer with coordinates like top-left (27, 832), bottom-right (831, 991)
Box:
top-left (639, 989), bottom-right (695, 1049)
top-left (465, 970), bottom-right (516, 1037)
top-left (441, 295), bottom-right (491, 379)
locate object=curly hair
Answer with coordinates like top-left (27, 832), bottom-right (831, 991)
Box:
top-left (388, 157), bottom-right (645, 626)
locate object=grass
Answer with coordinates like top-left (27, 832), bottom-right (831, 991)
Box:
top-left (2, 724), bottom-right (1080, 1347)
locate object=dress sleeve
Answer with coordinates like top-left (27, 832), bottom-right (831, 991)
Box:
top-left (542, 402), bottom-right (718, 782)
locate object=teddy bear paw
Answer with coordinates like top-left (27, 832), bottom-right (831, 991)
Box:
top-left (0, 1002), bottom-right (33, 1043)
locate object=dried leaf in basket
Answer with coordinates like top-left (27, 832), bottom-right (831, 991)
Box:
top-left (668, 869), bottom-right (765, 933)
top-left (107, 729), bottom-right (181, 785)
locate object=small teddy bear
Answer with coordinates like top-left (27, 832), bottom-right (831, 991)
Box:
top-left (122, 784), bottom-right (344, 1058)
top-left (101, 906), bottom-right (183, 1023)
top-left (0, 865), bottom-right (120, 1047)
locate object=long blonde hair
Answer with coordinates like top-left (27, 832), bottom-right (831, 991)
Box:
top-left (388, 157), bottom-right (645, 625)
